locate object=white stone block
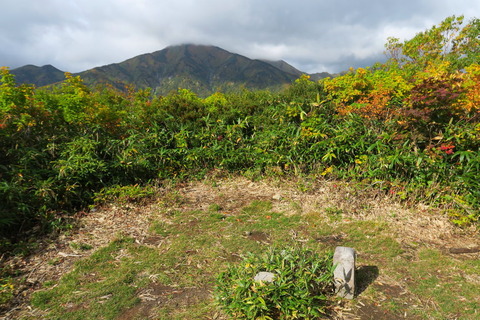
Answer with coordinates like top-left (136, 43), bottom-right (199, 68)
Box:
top-left (333, 246), bottom-right (356, 299)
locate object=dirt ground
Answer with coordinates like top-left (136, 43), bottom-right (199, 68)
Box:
top-left (1, 175), bottom-right (478, 319)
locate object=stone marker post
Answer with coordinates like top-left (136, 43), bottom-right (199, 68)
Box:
top-left (333, 246), bottom-right (356, 299)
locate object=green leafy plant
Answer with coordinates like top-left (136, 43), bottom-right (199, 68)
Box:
top-left (93, 184), bottom-right (156, 206)
top-left (215, 246), bottom-right (334, 320)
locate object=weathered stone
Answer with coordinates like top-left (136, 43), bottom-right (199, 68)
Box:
top-left (272, 194), bottom-right (282, 201)
top-left (333, 246), bottom-right (356, 299)
top-left (254, 271), bottom-right (276, 283)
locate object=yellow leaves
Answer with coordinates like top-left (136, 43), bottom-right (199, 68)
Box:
top-left (356, 67), bottom-right (367, 77)
top-left (354, 155), bottom-right (368, 165)
top-left (1, 282), bottom-right (14, 290)
top-left (320, 166), bottom-right (334, 176)
top-left (465, 62), bottom-right (480, 75)
top-left (322, 69), bottom-right (371, 106)
top-left (453, 63), bottom-right (480, 114)
top-left (423, 60), bottom-right (452, 76)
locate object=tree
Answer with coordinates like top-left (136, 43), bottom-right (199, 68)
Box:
top-left (385, 15), bottom-right (480, 72)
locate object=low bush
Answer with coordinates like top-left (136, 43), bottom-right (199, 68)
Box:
top-left (215, 247), bottom-right (334, 320)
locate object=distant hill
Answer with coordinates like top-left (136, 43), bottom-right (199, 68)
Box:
top-left (10, 44), bottom-right (335, 96)
top-left (11, 64), bottom-right (65, 87)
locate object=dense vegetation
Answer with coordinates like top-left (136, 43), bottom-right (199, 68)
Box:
top-left (1, 16), bottom-right (479, 242)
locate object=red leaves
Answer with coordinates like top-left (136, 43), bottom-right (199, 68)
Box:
top-left (409, 76), bottom-right (463, 110)
top-left (439, 144), bottom-right (455, 155)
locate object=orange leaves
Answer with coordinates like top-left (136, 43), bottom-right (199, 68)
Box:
top-left (454, 64), bottom-right (480, 115)
top-left (323, 49), bottom-right (478, 125)
top-left (323, 65), bottom-right (410, 120)
top-left (336, 86), bottom-right (396, 120)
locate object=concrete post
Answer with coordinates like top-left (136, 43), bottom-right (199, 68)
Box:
top-left (333, 246), bottom-right (356, 299)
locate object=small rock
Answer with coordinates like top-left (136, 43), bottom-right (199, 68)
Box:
top-left (254, 271), bottom-right (276, 283)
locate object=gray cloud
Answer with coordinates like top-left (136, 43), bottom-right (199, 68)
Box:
top-left (1, 0), bottom-right (479, 73)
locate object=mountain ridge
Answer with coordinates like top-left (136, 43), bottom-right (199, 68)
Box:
top-left (10, 44), bottom-right (334, 95)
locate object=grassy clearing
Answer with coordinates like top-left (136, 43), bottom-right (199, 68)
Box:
top-left (4, 177), bottom-right (479, 319)
top-left (30, 199), bottom-right (316, 319)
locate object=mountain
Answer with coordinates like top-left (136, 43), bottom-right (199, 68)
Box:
top-left (76, 44), bottom-right (301, 95)
top-left (10, 64), bottom-right (65, 87)
top-left (10, 44), bottom-right (334, 96)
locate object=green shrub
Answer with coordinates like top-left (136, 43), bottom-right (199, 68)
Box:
top-left (215, 246), bottom-right (334, 320)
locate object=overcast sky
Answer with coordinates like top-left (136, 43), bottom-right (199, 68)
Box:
top-left (1, 0), bottom-right (479, 74)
